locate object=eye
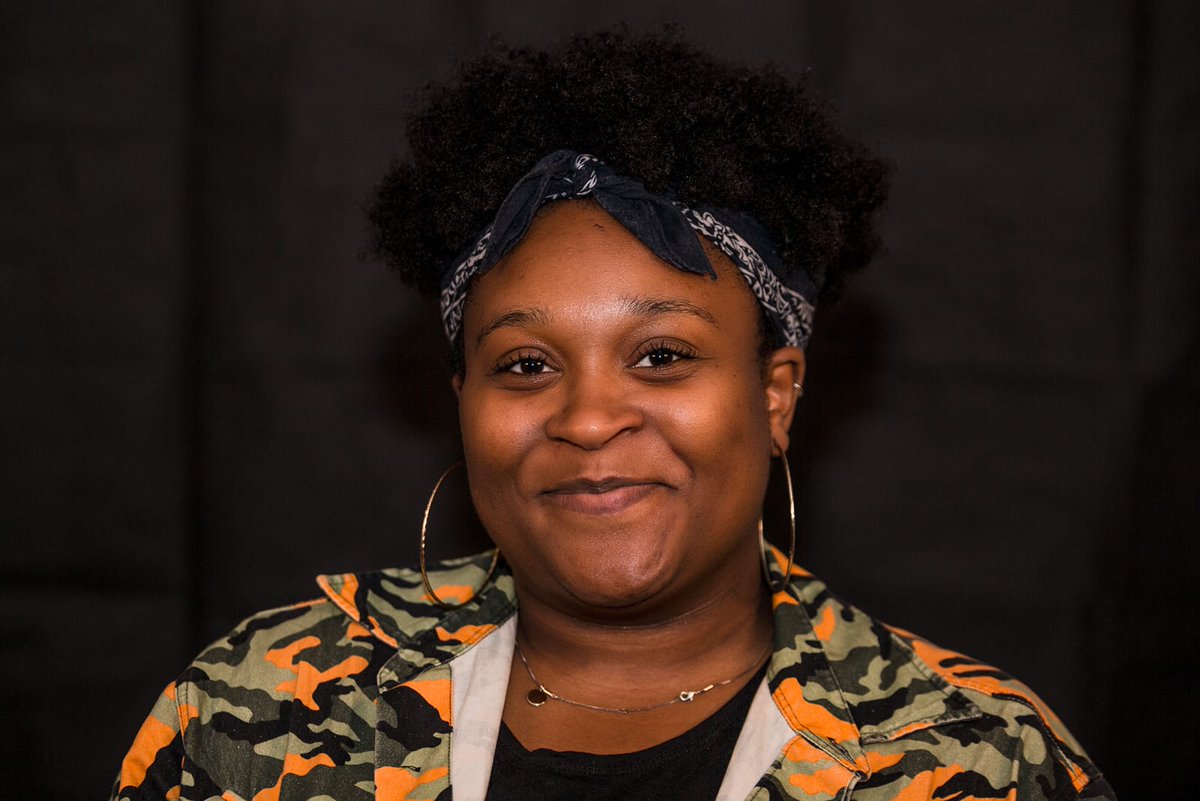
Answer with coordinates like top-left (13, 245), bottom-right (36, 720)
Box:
top-left (632, 341), bottom-right (698, 370)
top-left (494, 350), bottom-right (557, 377)
top-left (636, 348), bottom-right (680, 368)
top-left (508, 357), bottom-right (548, 374)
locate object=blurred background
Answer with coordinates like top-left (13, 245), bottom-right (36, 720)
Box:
top-left (2, 1), bottom-right (1196, 797)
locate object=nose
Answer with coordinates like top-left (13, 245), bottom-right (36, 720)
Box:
top-left (544, 370), bottom-right (643, 450)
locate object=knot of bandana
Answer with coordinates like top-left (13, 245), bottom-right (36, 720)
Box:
top-left (438, 150), bottom-right (816, 348)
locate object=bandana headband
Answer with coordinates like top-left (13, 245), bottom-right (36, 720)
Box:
top-left (438, 150), bottom-right (817, 348)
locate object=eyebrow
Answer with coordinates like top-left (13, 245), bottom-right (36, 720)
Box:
top-left (619, 297), bottom-right (719, 327)
top-left (475, 308), bottom-right (552, 347)
top-left (474, 297), bottom-right (718, 347)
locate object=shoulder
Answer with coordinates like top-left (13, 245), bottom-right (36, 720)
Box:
top-left (877, 625), bottom-right (1117, 800)
top-left (887, 626), bottom-right (1084, 751)
top-left (165, 571), bottom-right (454, 794)
top-left (174, 594), bottom-right (390, 760)
top-left (115, 553), bottom-right (513, 799)
top-left (178, 552), bottom-right (511, 711)
top-left (112, 596), bottom-right (383, 799)
top-left (182, 594), bottom-right (377, 696)
top-left (772, 567), bottom-right (1116, 800)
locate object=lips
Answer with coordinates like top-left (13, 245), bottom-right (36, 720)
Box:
top-left (540, 477), bottom-right (667, 515)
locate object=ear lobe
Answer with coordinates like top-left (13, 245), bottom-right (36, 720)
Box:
top-left (764, 347), bottom-right (806, 454)
top-left (451, 374), bottom-right (463, 398)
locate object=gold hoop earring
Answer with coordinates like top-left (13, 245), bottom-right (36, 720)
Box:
top-left (758, 450), bottom-right (797, 594)
top-left (419, 461), bottom-right (500, 609)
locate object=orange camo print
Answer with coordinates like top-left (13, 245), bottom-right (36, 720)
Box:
top-left (400, 678), bottom-right (453, 725)
top-left (111, 551), bottom-right (1115, 801)
top-left (375, 765), bottom-right (449, 801)
top-left (897, 628), bottom-right (1093, 793)
top-left (118, 706), bottom-right (178, 789)
top-left (434, 622), bottom-right (497, 645)
top-left (811, 604), bottom-right (838, 642)
top-left (251, 753), bottom-right (337, 801)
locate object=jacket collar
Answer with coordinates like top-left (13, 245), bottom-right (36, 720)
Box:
top-left (317, 553), bottom-right (518, 694)
top-left (760, 548), bottom-right (981, 776)
top-left (317, 548), bottom-right (980, 776)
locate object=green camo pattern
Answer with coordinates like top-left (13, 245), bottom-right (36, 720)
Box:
top-left (111, 550), bottom-right (1117, 800)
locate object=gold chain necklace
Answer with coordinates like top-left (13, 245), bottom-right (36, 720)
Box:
top-left (515, 640), bottom-right (772, 715)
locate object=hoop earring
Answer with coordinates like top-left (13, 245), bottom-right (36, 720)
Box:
top-left (419, 461), bottom-right (500, 609)
top-left (758, 450), bottom-right (797, 594)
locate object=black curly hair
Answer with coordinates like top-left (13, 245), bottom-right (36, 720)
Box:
top-left (367, 28), bottom-right (890, 367)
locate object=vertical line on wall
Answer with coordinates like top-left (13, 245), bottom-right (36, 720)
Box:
top-left (1097, 0), bottom-right (1156, 781)
top-left (1118, 1), bottom-right (1152, 360)
top-left (180, 0), bottom-right (211, 660)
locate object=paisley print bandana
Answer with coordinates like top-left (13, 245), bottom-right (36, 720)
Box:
top-left (438, 150), bottom-right (818, 348)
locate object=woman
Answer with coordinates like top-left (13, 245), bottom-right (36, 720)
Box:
top-left (112, 31), bottom-right (1116, 801)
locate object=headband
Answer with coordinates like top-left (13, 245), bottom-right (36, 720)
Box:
top-left (438, 150), bottom-right (817, 348)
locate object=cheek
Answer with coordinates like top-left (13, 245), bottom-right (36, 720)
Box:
top-left (459, 390), bottom-right (544, 499)
top-left (659, 369), bottom-right (770, 461)
top-left (665, 374), bottom-right (773, 533)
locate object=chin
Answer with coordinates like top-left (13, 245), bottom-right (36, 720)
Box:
top-left (553, 538), bottom-right (679, 612)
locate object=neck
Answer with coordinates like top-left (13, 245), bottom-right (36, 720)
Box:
top-left (511, 544), bottom-right (773, 709)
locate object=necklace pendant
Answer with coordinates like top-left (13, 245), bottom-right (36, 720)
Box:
top-left (526, 688), bottom-right (549, 707)
top-left (679, 690), bottom-right (696, 702)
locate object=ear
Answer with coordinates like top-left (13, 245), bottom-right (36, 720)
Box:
top-left (764, 346), bottom-right (806, 455)
top-left (451, 373), bottom-right (463, 398)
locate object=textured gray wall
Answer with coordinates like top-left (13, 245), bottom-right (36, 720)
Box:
top-left (2, 2), bottom-right (1196, 796)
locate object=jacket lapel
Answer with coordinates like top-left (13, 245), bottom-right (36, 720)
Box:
top-left (319, 554), bottom-right (516, 801)
top-left (759, 548), bottom-right (982, 798)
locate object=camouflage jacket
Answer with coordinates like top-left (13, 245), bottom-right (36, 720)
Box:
top-left (112, 550), bottom-right (1116, 801)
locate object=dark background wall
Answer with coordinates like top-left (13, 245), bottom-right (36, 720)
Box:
top-left (2, 2), bottom-right (1196, 797)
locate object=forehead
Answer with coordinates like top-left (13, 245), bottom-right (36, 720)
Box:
top-left (462, 200), bottom-right (762, 340)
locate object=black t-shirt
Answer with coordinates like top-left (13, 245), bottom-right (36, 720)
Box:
top-left (484, 666), bottom-right (765, 801)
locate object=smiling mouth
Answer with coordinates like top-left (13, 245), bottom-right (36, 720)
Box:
top-left (541, 479), bottom-right (666, 515)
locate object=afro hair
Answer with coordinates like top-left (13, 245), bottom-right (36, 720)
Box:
top-left (368, 28), bottom-right (891, 342)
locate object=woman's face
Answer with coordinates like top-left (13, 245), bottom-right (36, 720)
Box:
top-left (455, 201), bottom-right (803, 621)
